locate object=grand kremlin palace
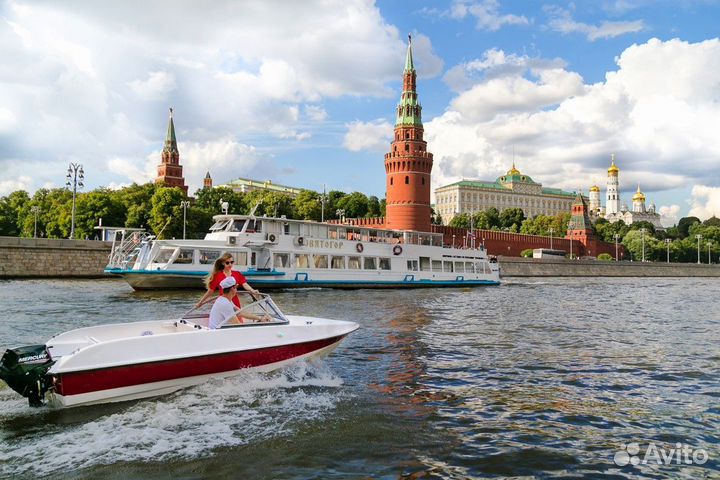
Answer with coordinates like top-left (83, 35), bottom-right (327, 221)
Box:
top-left (434, 164), bottom-right (578, 225)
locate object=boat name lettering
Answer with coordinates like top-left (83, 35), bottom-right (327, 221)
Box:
top-left (307, 240), bottom-right (344, 249)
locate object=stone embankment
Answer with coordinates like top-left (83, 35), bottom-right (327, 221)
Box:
top-left (498, 256), bottom-right (720, 277)
top-left (1, 236), bottom-right (718, 279)
top-left (0, 237), bottom-right (112, 278)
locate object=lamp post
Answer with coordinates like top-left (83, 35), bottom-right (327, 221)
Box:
top-left (452, 234), bottom-right (456, 247)
top-left (65, 163), bottom-right (84, 239)
top-left (219, 199), bottom-right (229, 215)
top-left (180, 201), bottom-right (190, 240)
top-left (696, 234), bottom-right (702, 264)
top-left (614, 233), bottom-right (620, 261)
top-left (665, 238), bottom-right (671, 263)
top-left (336, 209), bottom-right (345, 221)
top-left (319, 185), bottom-right (327, 223)
top-left (570, 238), bottom-right (573, 260)
top-left (708, 241), bottom-right (712, 264)
top-left (30, 206), bottom-right (40, 238)
top-left (640, 227), bottom-right (646, 262)
top-left (549, 228), bottom-right (554, 250)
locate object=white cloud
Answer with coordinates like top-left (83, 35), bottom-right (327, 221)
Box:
top-left (545, 5), bottom-right (644, 41)
top-left (128, 71), bottom-right (177, 101)
top-left (343, 119), bottom-right (392, 152)
top-left (0, 175), bottom-right (32, 196)
top-left (425, 38), bottom-right (720, 199)
top-left (0, 0), bottom-right (411, 193)
top-left (659, 204), bottom-right (680, 227)
top-left (304, 105), bottom-right (328, 122)
top-left (450, 0), bottom-right (529, 31)
top-left (688, 186), bottom-right (720, 220)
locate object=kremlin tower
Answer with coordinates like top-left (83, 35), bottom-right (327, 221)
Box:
top-left (605, 154), bottom-right (620, 215)
top-left (383, 35), bottom-right (433, 232)
top-left (155, 108), bottom-right (188, 195)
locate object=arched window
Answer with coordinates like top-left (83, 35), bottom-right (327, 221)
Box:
top-left (422, 177), bottom-right (425, 185)
top-left (405, 176), bottom-right (409, 184)
top-left (405, 132), bottom-right (410, 139)
top-left (405, 144), bottom-right (409, 152)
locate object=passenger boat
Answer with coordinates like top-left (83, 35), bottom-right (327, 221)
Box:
top-left (104, 214), bottom-right (500, 290)
top-left (0, 295), bottom-right (358, 408)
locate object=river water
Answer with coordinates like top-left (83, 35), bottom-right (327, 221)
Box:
top-left (0, 278), bottom-right (718, 479)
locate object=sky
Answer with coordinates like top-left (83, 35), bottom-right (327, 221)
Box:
top-left (1, 0), bottom-right (720, 226)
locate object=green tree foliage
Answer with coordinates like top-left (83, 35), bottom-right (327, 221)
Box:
top-left (499, 207), bottom-right (525, 230)
top-left (149, 187), bottom-right (186, 239)
top-left (293, 189), bottom-right (322, 221)
top-left (119, 183), bottom-right (159, 229)
top-left (597, 253), bottom-right (613, 261)
top-left (0, 190), bottom-right (30, 236)
top-left (520, 248), bottom-right (533, 258)
top-left (677, 216), bottom-right (701, 238)
top-left (72, 189), bottom-right (126, 239)
top-left (448, 213), bottom-right (470, 228)
top-left (594, 218), bottom-right (630, 243)
top-left (367, 195), bottom-right (381, 218)
top-left (336, 192), bottom-right (369, 218)
top-left (194, 186), bottom-right (244, 215)
top-left (703, 216), bottom-right (720, 227)
top-left (520, 213), bottom-right (569, 236)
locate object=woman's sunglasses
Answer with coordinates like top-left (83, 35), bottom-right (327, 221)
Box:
top-left (225, 260), bottom-right (234, 265)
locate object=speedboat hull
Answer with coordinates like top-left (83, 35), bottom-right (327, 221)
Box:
top-left (28, 314), bottom-right (359, 408)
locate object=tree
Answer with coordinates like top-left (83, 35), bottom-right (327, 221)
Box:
top-left (293, 189), bottom-right (322, 221)
top-left (118, 183), bottom-right (158, 229)
top-left (520, 248), bottom-right (533, 257)
top-left (367, 195), bottom-right (381, 218)
top-left (448, 213), bottom-right (470, 228)
top-left (598, 253), bottom-right (613, 261)
top-left (0, 190), bottom-right (30, 236)
top-left (195, 186), bottom-right (244, 215)
top-left (71, 189), bottom-right (126, 239)
top-left (499, 207), bottom-right (525, 230)
top-left (473, 207), bottom-right (500, 230)
top-left (677, 216), bottom-right (701, 238)
top-left (703, 216), bottom-right (720, 227)
top-left (149, 187), bottom-right (186, 238)
top-left (336, 192), bottom-right (369, 218)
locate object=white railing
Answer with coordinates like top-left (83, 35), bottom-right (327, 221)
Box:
top-left (107, 230), bottom-right (155, 270)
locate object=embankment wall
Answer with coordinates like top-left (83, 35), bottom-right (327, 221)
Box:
top-left (498, 256), bottom-right (720, 277)
top-left (0, 237), bottom-right (112, 278)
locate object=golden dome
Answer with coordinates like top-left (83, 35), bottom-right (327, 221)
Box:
top-left (632, 185), bottom-right (646, 202)
top-left (507, 161), bottom-right (521, 175)
top-left (590, 185), bottom-right (600, 192)
top-left (607, 154), bottom-right (619, 175)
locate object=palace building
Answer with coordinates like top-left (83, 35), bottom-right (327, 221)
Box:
top-left (155, 108), bottom-right (188, 195)
top-left (434, 163), bottom-right (577, 224)
top-left (216, 177), bottom-right (303, 198)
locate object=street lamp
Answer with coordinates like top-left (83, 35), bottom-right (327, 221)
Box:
top-left (549, 228), bottom-right (554, 250)
top-left (219, 199), bottom-right (229, 215)
top-left (30, 206), bottom-right (41, 238)
top-left (65, 163), bottom-right (84, 239)
top-left (180, 201), bottom-right (190, 240)
top-left (708, 241), bottom-right (712, 265)
top-left (696, 234), bottom-right (702, 264)
top-left (614, 233), bottom-right (620, 261)
top-left (665, 238), bottom-right (671, 263)
top-left (319, 185), bottom-right (327, 222)
top-left (640, 227), bottom-right (646, 262)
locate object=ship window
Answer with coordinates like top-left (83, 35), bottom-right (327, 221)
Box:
top-left (295, 254), bottom-right (309, 268)
top-left (419, 257), bottom-right (431, 271)
top-left (274, 253), bottom-right (290, 268)
top-left (348, 256), bottom-right (361, 269)
top-left (443, 261), bottom-right (453, 272)
top-left (199, 250), bottom-right (221, 265)
top-left (234, 251), bottom-right (248, 266)
top-left (432, 260), bottom-right (442, 271)
top-left (313, 255), bottom-right (328, 269)
top-left (331, 256), bottom-right (345, 269)
top-left (465, 262), bottom-right (475, 273)
top-left (210, 220), bottom-right (230, 231)
top-left (230, 220), bottom-right (245, 232)
top-left (328, 227), bottom-right (338, 240)
top-left (173, 249), bottom-right (195, 264)
top-left (153, 248), bottom-right (175, 264)
top-left (379, 258), bottom-right (391, 270)
top-left (337, 228), bottom-right (347, 240)
top-left (364, 257), bottom-right (377, 270)
top-left (454, 261), bottom-right (465, 273)
top-left (407, 260), bottom-right (418, 271)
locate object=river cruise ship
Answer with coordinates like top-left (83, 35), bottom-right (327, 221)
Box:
top-left (105, 215), bottom-right (500, 290)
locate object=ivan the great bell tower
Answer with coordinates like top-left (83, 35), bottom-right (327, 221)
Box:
top-left (383, 35), bottom-right (433, 232)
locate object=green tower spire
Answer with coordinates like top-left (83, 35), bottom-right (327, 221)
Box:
top-left (396, 35), bottom-right (422, 127)
top-left (404, 34), bottom-right (414, 72)
top-left (163, 107), bottom-right (178, 153)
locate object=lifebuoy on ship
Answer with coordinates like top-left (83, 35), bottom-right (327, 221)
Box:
top-left (296, 236), bottom-right (305, 246)
top-left (268, 233), bottom-right (277, 243)
top-left (356, 243), bottom-right (364, 253)
top-left (393, 245), bottom-right (402, 256)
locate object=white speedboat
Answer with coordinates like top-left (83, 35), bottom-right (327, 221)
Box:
top-left (105, 214), bottom-right (500, 290)
top-left (0, 295), bottom-right (358, 408)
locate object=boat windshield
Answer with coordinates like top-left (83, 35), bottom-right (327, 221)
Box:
top-left (209, 219), bottom-right (230, 231)
top-left (181, 293), bottom-right (288, 328)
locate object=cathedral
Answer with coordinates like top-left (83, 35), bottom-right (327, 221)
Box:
top-left (588, 155), bottom-right (663, 230)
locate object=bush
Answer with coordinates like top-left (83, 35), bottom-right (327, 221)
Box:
top-left (520, 248), bottom-right (533, 258)
top-left (597, 253), bottom-right (613, 261)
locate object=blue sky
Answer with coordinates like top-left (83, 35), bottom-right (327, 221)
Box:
top-left (1, 0), bottom-right (720, 224)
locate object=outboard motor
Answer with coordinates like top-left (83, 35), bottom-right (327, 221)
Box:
top-left (0, 345), bottom-right (55, 407)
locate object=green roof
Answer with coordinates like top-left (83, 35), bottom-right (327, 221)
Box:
top-left (404, 36), bottom-right (414, 72)
top-left (163, 108), bottom-right (178, 153)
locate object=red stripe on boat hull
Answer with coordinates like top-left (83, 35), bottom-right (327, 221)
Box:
top-left (55, 335), bottom-right (344, 396)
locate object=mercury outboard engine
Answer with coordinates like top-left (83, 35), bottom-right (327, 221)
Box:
top-left (0, 345), bottom-right (55, 407)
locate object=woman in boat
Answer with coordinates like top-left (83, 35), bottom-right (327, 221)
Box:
top-left (196, 253), bottom-right (259, 308)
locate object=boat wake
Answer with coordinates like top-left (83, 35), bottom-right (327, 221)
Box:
top-left (0, 360), bottom-right (347, 477)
